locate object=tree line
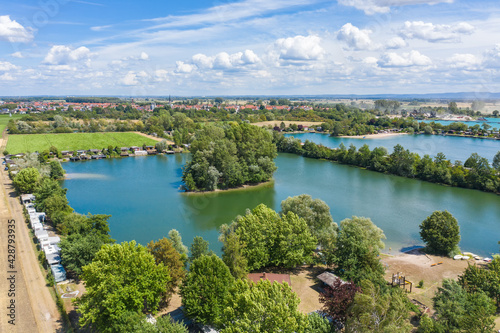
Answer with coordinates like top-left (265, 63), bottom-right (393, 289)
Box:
top-left (275, 134), bottom-right (500, 194)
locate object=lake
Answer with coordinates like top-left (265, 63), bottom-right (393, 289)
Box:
top-left (284, 133), bottom-right (499, 162)
top-left (62, 152), bottom-right (500, 257)
top-left (422, 117), bottom-right (500, 128)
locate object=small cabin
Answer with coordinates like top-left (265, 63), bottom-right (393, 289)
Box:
top-left (50, 264), bottom-right (66, 283)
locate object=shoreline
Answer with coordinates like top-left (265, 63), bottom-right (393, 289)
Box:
top-left (340, 132), bottom-right (408, 139)
top-left (181, 179), bottom-right (275, 195)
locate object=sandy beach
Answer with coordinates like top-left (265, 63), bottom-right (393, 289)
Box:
top-left (340, 132), bottom-right (408, 139)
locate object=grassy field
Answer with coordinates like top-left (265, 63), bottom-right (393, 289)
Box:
top-left (6, 132), bottom-right (158, 154)
top-left (0, 114), bottom-right (23, 133)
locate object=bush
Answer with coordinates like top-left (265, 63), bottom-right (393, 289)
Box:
top-left (418, 280), bottom-right (424, 288)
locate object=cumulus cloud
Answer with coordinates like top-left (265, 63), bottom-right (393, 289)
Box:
top-left (43, 45), bottom-right (93, 67)
top-left (274, 35), bottom-right (324, 61)
top-left (337, 0), bottom-right (454, 15)
top-left (154, 69), bottom-right (169, 82)
top-left (400, 21), bottom-right (474, 42)
top-left (191, 50), bottom-right (260, 70)
top-left (140, 52), bottom-right (149, 60)
top-left (0, 15), bottom-right (33, 42)
top-left (11, 51), bottom-right (23, 58)
top-left (447, 53), bottom-right (480, 69)
top-left (386, 37), bottom-right (407, 49)
top-left (0, 61), bottom-right (18, 71)
top-left (0, 73), bottom-right (14, 81)
top-left (482, 44), bottom-right (500, 68)
top-left (379, 50), bottom-right (432, 67)
top-left (338, 23), bottom-right (376, 50)
top-left (121, 71), bottom-right (139, 86)
top-left (175, 61), bottom-right (195, 73)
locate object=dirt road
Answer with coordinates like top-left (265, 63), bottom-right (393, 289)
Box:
top-left (0, 132), bottom-right (61, 332)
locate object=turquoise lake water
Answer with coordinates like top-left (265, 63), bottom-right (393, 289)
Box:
top-left (62, 149), bottom-right (500, 257)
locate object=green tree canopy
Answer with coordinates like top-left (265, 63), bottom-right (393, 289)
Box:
top-left (220, 279), bottom-right (308, 333)
top-left (222, 204), bottom-right (316, 271)
top-left (189, 236), bottom-right (212, 262)
top-left (60, 231), bottom-right (113, 276)
top-left (147, 238), bottom-right (186, 304)
top-left (76, 241), bottom-right (170, 333)
top-left (432, 279), bottom-right (496, 333)
top-left (180, 254), bottom-right (235, 326)
top-left (168, 229), bottom-right (188, 264)
top-left (280, 194), bottom-right (338, 245)
top-left (419, 211), bottom-right (460, 256)
top-left (333, 216), bottom-right (386, 284)
top-left (345, 280), bottom-right (412, 333)
top-left (13, 167), bottom-right (40, 193)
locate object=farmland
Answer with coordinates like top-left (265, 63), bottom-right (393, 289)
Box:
top-left (0, 114), bottom-right (23, 133)
top-left (6, 132), bottom-right (158, 154)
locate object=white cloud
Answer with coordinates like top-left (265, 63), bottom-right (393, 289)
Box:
top-left (140, 52), bottom-right (149, 60)
top-left (0, 61), bottom-right (18, 71)
top-left (175, 61), bottom-right (195, 73)
top-left (363, 57), bottom-right (379, 65)
top-left (386, 36), bottom-right (407, 49)
top-left (154, 69), bottom-right (169, 82)
top-left (482, 44), bottom-right (500, 68)
top-left (90, 25), bottom-right (111, 31)
top-left (11, 51), bottom-right (23, 58)
top-left (190, 50), bottom-right (261, 70)
top-left (447, 53), bottom-right (480, 69)
top-left (338, 23), bottom-right (376, 50)
top-left (401, 21), bottom-right (474, 42)
top-left (337, 0), bottom-right (454, 15)
top-left (379, 50), bottom-right (432, 67)
top-left (121, 71), bottom-right (139, 85)
top-left (274, 35), bottom-right (324, 61)
top-left (0, 73), bottom-right (14, 81)
top-left (43, 45), bottom-right (93, 66)
top-left (0, 15), bottom-right (33, 42)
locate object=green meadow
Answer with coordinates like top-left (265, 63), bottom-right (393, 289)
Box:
top-left (6, 132), bottom-right (158, 154)
top-left (0, 114), bottom-right (23, 133)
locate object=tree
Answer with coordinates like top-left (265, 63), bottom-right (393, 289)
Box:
top-left (220, 279), bottom-right (308, 333)
top-left (493, 151), bottom-right (500, 172)
top-left (219, 223), bottom-right (248, 279)
top-left (307, 312), bottom-right (333, 333)
top-left (76, 241), bottom-right (171, 333)
top-left (419, 211), bottom-right (460, 256)
top-left (147, 238), bottom-right (186, 304)
top-left (227, 204), bottom-right (316, 271)
top-left (319, 278), bottom-right (360, 326)
top-left (180, 254), bottom-right (234, 326)
top-left (168, 229), bottom-right (188, 264)
top-left (345, 280), bottom-right (412, 333)
top-left (60, 231), bottom-right (113, 276)
top-left (13, 167), bottom-right (40, 193)
top-left (432, 279), bottom-right (496, 333)
top-left (459, 258), bottom-right (500, 305)
top-left (333, 217), bottom-right (386, 285)
top-left (155, 140), bottom-right (169, 152)
top-left (131, 314), bottom-right (189, 333)
top-left (424, 125), bottom-right (433, 134)
top-left (189, 236), bottom-right (211, 262)
top-left (280, 194), bottom-right (338, 245)
top-left (49, 160), bottom-right (65, 179)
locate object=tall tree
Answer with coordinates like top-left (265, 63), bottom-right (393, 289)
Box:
top-left (13, 167), bottom-right (40, 193)
top-left (189, 236), bottom-right (211, 263)
top-left (219, 223), bottom-right (248, 279)
top-left (345, 280), bottom-right (412, 333)
top-left (168, 229), bottom-right (188, 264)
top-left (147, 238), bottom-right (186, 304)
top-left (76, 241), bottom-right (170, 333)
top-left (280, 194), bottom-right (338, 245)
top-left (180, 254), bottom-right (234, 326)
top-left (419, 211), bottom-right (460, 256)
top-left (333, 216), bottom-right (386, 284)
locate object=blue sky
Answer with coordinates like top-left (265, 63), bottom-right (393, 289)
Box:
top-left (1, 0), bottom-right (500, 96)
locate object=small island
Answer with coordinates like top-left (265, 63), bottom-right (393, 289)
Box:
top-left (182, 122), bottom-right (277, 192)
